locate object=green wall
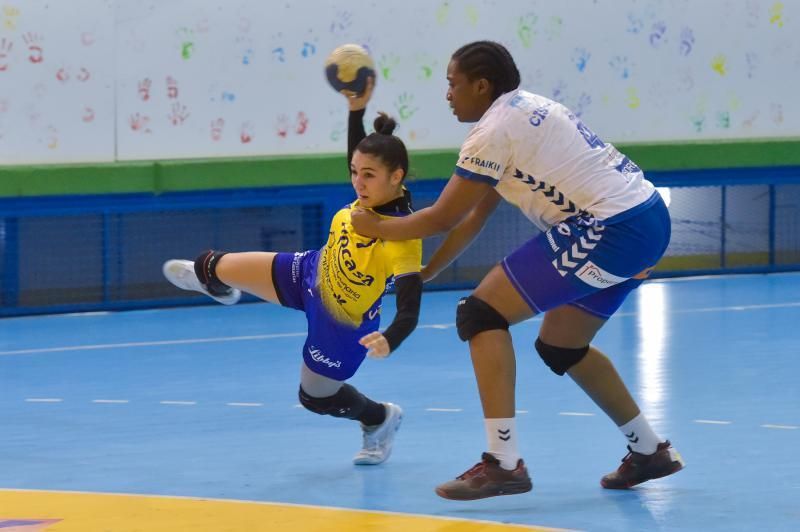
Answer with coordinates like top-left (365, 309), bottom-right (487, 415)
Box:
top-left (1, 138), bottom-right (799, 197)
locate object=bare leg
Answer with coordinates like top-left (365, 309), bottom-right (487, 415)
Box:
top-left (469, 265), bottom-right (536, 418)
top-left (539, 303), bottom-right (686, 490)
top-left (539, 304), bottom-right (640, 425)
top-left (569, 348), bottom-right (640, 425)
top-left (469, 267), bottom-right (644, 426)
top-left (434, 264), bottom-right (536, 499)
top-left (215, 252), bottom-right (280, 304)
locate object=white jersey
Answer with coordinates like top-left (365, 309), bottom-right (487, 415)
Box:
top-left (455, 90), bottom-right (655, 231)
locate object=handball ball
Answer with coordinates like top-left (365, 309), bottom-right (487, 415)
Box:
top-left (325, 44), bottom-right (375, 96)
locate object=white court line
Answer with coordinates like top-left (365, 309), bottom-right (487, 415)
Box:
top-left (673, 302), bottom-right (800, 314)
top-left (62, 311), bottom-right (111, 317)
top-left (609, 301), bottom-right (800, 319)
top-left (0, 333), bottom-right (307, 356)
top-left (4, 300), bottom-right (800, 357)
top-left (9, 399), bottom-right (800, 434)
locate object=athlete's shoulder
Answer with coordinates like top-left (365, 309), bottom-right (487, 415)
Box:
top-left (332, 203), bottom-right (353, 217)
top-left (328, 203), bottom-right (355, 230)
top-left (500, 90), bottom-right (562, 118)
top-left (475, 89), bottom-right (546, 132)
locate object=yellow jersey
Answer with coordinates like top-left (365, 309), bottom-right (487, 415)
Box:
top-left (317, 199), bottom-right (422, 327)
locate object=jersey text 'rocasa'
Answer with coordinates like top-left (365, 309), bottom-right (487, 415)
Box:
top-left (317, 199), bottom-right (421, 327)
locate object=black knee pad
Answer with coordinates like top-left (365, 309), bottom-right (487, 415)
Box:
top-left (455, 295), bottom-right (509, 342)
top-left (194, 250), bottom-right (231, 296)
top-left (298, 383), bottom-right (366, 420)
top-left (535, 337), bottom-right (589, 376)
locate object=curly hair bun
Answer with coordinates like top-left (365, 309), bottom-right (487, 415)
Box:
top-left (373, 112), bottom-right (397, 135)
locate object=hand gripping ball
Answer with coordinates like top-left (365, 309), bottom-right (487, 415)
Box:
top-left (325, 44), bottom-right (376, 97)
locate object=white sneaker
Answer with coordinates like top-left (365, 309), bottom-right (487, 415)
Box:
top-left (353, 403), bottom-right (403, 465)
top-left (162, 259), bottom-right (241, 305)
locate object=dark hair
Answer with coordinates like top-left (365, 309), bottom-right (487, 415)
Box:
top-left (451, 40), bottom-right (521, 100)
top-left (355, 113), bottom-right (409, 179)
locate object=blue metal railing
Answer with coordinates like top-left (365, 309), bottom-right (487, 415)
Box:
top-left (1, 167), bottom-right (799, 317)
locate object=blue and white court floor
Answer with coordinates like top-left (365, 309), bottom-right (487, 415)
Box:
top-left (1, 273), bottom-right (799, 531)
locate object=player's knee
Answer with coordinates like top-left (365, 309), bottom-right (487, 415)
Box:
top-left (535, 337), bottom-right (589, 376)
top-left (455, 295), bottom-right (509, 342)
top-left (298, 386), bottom-right (332, 415)
top-left (298, 383), bottom-right (366, 419)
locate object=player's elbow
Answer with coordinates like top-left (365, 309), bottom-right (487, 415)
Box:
top-left (399, 313), bottom-right (420, 337)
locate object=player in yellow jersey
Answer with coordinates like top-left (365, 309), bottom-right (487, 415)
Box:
top-left (162, 80), bottom-right (422, 465)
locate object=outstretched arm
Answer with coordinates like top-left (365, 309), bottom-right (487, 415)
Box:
top-left (351, 174), bottom-right (493, 241)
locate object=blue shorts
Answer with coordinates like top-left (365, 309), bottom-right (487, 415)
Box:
top-left (272, 250), bottom-right (380, 381)
top-left (502, 192), bottom-right (671, 319)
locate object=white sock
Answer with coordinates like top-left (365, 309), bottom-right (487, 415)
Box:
top-left (484, 418), bottom-right (520, 470)
top-left (619, 413), bottom-right (661, 454)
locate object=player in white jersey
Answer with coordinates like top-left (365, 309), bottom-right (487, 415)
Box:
top-left (352, 41), bottom-right (684, 500)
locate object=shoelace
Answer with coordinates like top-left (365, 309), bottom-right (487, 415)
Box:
top-left (457, 459), bottom-right (490, 480)
top-left (618, 445), bottom-right (654, 474)
top-left (619, 445), bottom-right (634, 463)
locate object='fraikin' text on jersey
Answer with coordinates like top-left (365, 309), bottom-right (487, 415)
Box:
top-left (455, 90), bottom-right (655, 231)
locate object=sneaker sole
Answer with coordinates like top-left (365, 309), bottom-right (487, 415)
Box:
top-left (600, 461), bottom-right (685, 490)
top-left (353, 455), bottom-right (389, 466)
top-left (435, 480), bottom-right (533, 501)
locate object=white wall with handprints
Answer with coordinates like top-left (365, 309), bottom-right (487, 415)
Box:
top-left (1, 0), bottom-right (797, 164)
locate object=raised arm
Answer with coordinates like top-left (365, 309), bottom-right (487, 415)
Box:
top-left (351, 173), bottom-right (493, 241)
top-left (347, 108), bottom-right (367, 167)
top-left (345, 77), bottom-right (374, 168)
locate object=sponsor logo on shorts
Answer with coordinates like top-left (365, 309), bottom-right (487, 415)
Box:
top-left (291, 251), bottom-right (309, 283)
top-left (546, 230), bottom-right (559, 252)
top-left (575, 261), bottom-right (628, 288)
top-left (308, 346), bottom-right (342, 369)
top-left (368, 306), bottom-right (380, 320)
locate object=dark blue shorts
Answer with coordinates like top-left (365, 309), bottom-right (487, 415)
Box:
top-left (272, 250), bottom-right (380, 380)
top-left (502, 192), bottom-right (671, 319)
